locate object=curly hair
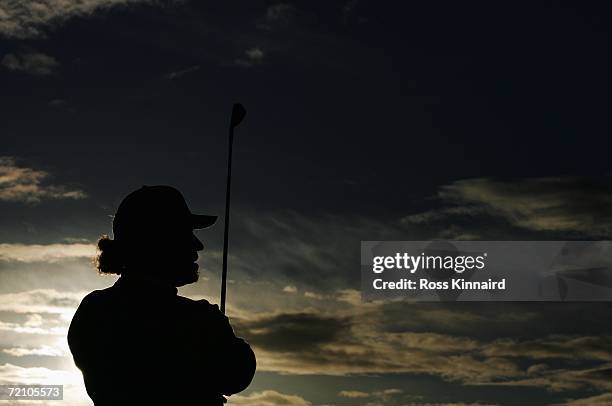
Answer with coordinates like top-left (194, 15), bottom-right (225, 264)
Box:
top-left (95, 235), bottom-right (126, 275)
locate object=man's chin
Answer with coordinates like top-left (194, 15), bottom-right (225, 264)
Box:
top-left (174, 267), bottom-right (199, 287)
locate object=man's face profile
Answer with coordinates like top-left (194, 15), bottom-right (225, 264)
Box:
top-left (131, 224), bottom-right (205, 287)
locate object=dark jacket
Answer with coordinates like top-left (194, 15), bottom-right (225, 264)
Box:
top-left (68, 275), bottom-right (256, 405)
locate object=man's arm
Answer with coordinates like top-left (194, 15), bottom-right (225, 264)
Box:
top-left (198, 301), bottom-right (257, 395)
top-left (67, 293), bottom-right (118, 403)
top-left (218, 335), bottom-right (256, 395)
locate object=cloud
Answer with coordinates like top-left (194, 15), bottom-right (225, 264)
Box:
top-left (561, 392), bottom-right (612, 405)
top-left (238, 310), bottom-right (515, 379)
top-left (228, 390), bottom-right (311, 406)
top-left (225, 210), bottom-right (410, 292)
top-left (0, 289), bottom-right (84, 314)
top-left (335, 289), bottom-right (361, 306)
top-left (405, 404), bottom-right (495, 406)
top-left (192, 208), bottom-right (612, 395)
top-left (0, 319), bottom-right (65, 335)
top-left (266, 4), bottom-right (294, 24)
top-left (191, 209), bottom-right (612, 399)
top-left (1, 51), bottom-right (58, 75)
top-left (0, 0), bottom-right (153, 38)
top-left (304, 291), bottom-right (324, 300)
top-left (0, 363), bottom-right (74, 384)
top-left (339, 390), bottom-right (369, 398)
top-left (0, 312), bottom-right (69, 335)
top-left (0, 206), bottom-right (609, 402)
top-left (235, 47), bottom-right (265, 67)
top-left (0, 243), bottom-right (95, 263)
top-left (483, 364), bottom-right (612, 393)
top-left (482, 336), bottom-right (612, 362)
top-left (283, 285), bottom-right (297, 293)
top-left (0, 363), bottom-right (90, 406)
top-left (402, 177), bottom-right (612, 238)
top-left (247, 48), bottom-right (264, 61)
top-left (3, 345), bottom-right (65, 357)
top-left (239, 312), bottom-right (352, 353)
top-left (231, 299), bottom-right (612, 394)
top-left (403, 206), bottom-right (486, 225)
top-left (165, 65), bottom-right (200, 80)
top-left (255, 3), bottom-right (296, 31)
top-left (339, 388), bottom-right (402, 402)
top-left (0, 157), bottom-right (87, 203)
top-left (369, 302), bottom-right (610, 342)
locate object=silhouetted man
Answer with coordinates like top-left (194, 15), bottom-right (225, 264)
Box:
top-left (68, 185), bottom-right (256, 405)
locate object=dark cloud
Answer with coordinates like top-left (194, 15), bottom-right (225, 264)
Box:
top-left (235, 47), bottom-right (265, 67)
top-left (482, 336), bottom-right (612, 362)
top-left (341, 0), bottom-right (368, 25)
top-left (258, 3), bottom-right (295, 30)
top-left (47, 99), bottom-right (76, 113)
top-left (1, 51), bottom-right (58, 75)
top-left (488, 364), bottom-right (612, 393)
top-left (562, 392), bottom-right (612, 405)
top-left (222, 293), bottom-right (612, 397)
top-left (236, 312), bottom-right (351, 352)
top-left (403, 177), bottom-right (612, 238)
top-left (375, 302), bottom-right (612, 340)
top-left (226, 210), bottom-right (417, 290)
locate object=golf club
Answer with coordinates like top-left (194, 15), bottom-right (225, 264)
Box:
top-left (220, 103), bottom-right (246, 314)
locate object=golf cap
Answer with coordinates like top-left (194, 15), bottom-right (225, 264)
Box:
top-left (112, 185), bottom-right (217, 241)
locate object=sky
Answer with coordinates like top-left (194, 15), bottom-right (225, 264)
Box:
top-left (1, 1), bottom-right (612, 405)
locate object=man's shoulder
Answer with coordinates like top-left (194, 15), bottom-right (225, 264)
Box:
top-left (176, 295), bottom-right (221, 313)
top-left (175, 296), bottom-right (230, 326)
top-left (72, 287), bottom-right (119, 317)
top-left (78, 287), bottom-right (113, 305)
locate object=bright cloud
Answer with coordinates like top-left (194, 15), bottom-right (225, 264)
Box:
top-left (0, 157), bottom-right (86, 203)
top-left (282, 285), bottom-right (297, 293)
top-left (0, 363), bottom-right (90, 406)
top-left (0, 363), bottom-right (73, 384)
top-left (339, 388), bottom-right (403, 403)
top-left (0, 320), bottom-right (65, 335)
top-left (0, 243), bottom-right (95, 263)
top-left (228, 390), bottom-right (311, 406)
top-left (339, 390), bottom-right (369, 398)
top-left (3, 345), bottom-right (65, 357)
top-left (0, 289), bottom-right (85, 314)
top-left (0, 0), bottom-right (154, 38)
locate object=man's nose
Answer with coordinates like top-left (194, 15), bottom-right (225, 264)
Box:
top-left (193, 234), bottom-right (204, 251)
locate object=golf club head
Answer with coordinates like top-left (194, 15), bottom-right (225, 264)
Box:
top-left (231, 103), bottom-right (246, 128)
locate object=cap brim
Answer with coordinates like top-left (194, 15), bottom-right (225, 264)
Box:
top-left (191, 214), bottom-right (218, 229)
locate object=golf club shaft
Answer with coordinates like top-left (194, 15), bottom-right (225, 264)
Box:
top-left (220, 126), bottom-right (234, 314)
